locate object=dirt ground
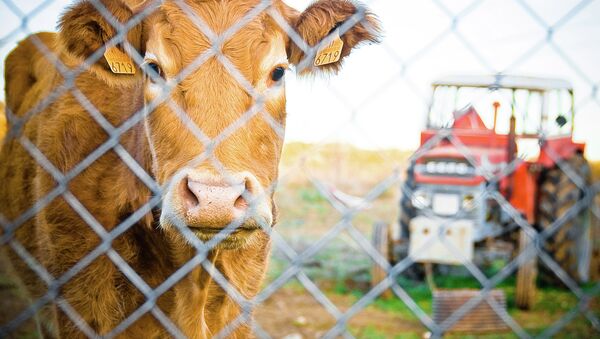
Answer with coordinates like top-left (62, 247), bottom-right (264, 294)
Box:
top-left (254, 288), bottom-right (425, 338)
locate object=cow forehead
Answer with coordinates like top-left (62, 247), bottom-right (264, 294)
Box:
top-left (167, 0), bottom-right (277, 34)
top-left (147, 1), bottom-right (286, 71)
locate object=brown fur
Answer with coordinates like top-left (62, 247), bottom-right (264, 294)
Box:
top-left (288, 0), bottom-right (380, 73)
top-left (0, 102), bottom-right (5, 142)
top-left (0, 0), bottom-right (379, 337)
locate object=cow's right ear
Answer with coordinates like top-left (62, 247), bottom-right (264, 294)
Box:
top-left (58, 0), bottom-right (144, 83)
top-left (284, 0), bottom-right (381, 75)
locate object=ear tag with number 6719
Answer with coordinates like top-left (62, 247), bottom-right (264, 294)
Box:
top-left (104, 47), bottom-right (136, 75)
top-left (314, 30), bottom-right (344, 67)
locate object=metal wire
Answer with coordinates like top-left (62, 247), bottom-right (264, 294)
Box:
top-left (0, 0), bottom-right (599, 338)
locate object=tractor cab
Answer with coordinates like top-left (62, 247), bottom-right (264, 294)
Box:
top-left (423, 75), bottom-right (581, 164)
top-left (428, 75), bottom-right (574, 137)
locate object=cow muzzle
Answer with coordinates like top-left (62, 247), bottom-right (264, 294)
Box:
top-left (161, 170), bottom-right (273, 247)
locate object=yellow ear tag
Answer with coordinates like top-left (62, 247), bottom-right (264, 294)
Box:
top-left (104, 47), bottom-right (136, 75)
top-left (314, 31), bottom-right (344, 67)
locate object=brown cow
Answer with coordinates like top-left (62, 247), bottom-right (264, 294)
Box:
top-left (0, 101), bottom-right (5, 142)
top-left (0, 0), bottom-right (379, 337)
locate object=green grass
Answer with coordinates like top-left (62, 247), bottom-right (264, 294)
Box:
top-left (354, 325), bottom-right (388, 339)
top-left (298, 186), bottom-right (328, 204)
top-left (371, 279), bottom-right (433, 318)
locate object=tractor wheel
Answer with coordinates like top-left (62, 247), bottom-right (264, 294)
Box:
top-left (537, 153), bottom-right (592, 285)
top-left (371, 222), bottom-right (392, 298)
top-left (399, 168), bottom-right (416, 240)
top-left (515, 229), bottom-right (537, 310)
top-left (396, 168), bottom-right (425, 280)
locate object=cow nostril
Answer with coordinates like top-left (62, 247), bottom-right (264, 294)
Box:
top-left (234, 195), bottom-right (247, 210)
top-left (234, 179), bottom-right (250, 210)
top-left (181, 177), bottom-right (200, 210)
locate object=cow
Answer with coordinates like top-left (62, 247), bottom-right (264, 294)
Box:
top-left (0, 0), bottom-right (379, 337)
top-left (0, 101), bottom-right (5, 142)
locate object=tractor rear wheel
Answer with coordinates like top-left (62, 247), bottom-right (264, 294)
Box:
top-left (537, 153), bottom-right (592, 285)
top-left (515, 229), bottom-right (537, 310)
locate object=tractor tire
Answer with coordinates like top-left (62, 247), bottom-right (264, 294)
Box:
top-left (399, 168), bottom-right (416, 239)
top-left (537, 153), bottom-right (592, 286)
top-left (394, 167), bottom-right (425, 280)
top-left (371, 222), bottom-right (392, 298)
top-left (515, 229), bottom-right (537, 310)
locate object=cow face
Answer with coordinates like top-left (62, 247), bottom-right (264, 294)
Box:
top-left (59, 0), bottom-right (379, 249)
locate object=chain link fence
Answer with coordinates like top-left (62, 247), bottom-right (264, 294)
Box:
top-left (0, 0), bottom-right (599, 338)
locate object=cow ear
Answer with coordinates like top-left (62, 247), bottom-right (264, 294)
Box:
top-left (286, 0), bottom-right (381, 74)
top-left (58, 0), bottom-right (145, 83)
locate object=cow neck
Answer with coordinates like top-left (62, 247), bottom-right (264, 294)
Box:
top-left (112, 77), bottom-right (156, 229)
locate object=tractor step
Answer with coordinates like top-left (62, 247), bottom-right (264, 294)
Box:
top-left (432, 289), bottom-right (509, 333)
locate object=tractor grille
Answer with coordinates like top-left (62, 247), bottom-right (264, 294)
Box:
top-left (432, 289), bottom-right (509, 333)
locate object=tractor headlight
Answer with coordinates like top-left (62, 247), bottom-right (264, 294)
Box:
top-left (422, 160), bottom-right (473, 176)
top-left (412, 190), bottom-right (431, 209)
top-left (445, 162), bottom-right (457, 173)
top-left (456, 163), bottom-right (469, 175)
top-left (426, 161), bottom-right (437, 174)
top-left (435, 161), bottom-right (447, 174)
top-left (462, 193), bottom-right (476, 211)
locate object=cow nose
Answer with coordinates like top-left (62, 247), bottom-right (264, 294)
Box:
top-left (179, 175), bottom-right (250, 228)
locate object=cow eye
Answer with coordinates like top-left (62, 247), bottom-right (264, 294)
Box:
top-left (145, 61), bottom-right (163, 80)
top-left (271, 66), bottom-right (286, 82)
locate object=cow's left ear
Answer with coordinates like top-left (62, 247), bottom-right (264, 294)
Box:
top-left (285, 0), bottom-right (381, 74)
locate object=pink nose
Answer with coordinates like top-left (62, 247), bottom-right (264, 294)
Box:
top-left (179, 175), bottom-right (251, 228)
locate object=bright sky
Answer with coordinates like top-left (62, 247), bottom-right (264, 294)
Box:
top-left (1, 0), bottom-right (600, 159)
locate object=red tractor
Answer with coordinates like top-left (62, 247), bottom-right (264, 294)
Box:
top-left (373, 75), bottom-right (592, 310)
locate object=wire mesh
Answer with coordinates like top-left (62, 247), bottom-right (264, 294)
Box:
top-left (0, 0), bottom-right (599, 338)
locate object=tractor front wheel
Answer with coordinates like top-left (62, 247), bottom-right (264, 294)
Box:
top-left (371, 222), bottom-right (392, 298)
top-left (515, 229), bottom-right (537, 310)
top-left (397, 168), bottom-right (425, 280)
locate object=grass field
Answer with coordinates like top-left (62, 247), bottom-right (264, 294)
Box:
top-left (274, 142), bottom-right (410, 239)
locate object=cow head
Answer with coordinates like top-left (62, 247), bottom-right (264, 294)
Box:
top-left (59, 0), bottom-right (380, 249)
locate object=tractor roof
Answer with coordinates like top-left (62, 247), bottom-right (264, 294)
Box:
top-left (432, 75), bottom-right (573, 92)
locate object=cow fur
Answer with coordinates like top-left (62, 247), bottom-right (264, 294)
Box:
top-left (0, 101), bottom-right (5, 142)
